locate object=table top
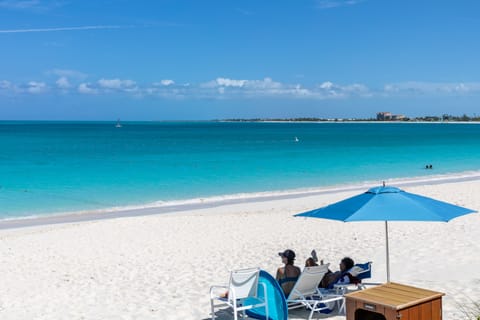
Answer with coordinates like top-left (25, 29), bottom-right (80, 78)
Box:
top-left (345, 282), bottom-right (445, 310)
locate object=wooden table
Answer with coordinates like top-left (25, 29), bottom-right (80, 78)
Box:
top-left (345, 282), bottom-right (444, 320)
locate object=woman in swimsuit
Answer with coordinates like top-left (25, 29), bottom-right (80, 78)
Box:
top-left (276, 249), bottom-right (301, 296)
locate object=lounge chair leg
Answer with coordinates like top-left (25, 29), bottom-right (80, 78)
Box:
top-left (210, 300), bottom-right (216, 320)
top-left (308, 308), bottom-right (315, 320)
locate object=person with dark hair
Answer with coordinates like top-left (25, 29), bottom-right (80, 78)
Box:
top-left (276, 249), bottom-right (301, 296)
top-left (320, 256), bottom-right (360, 288)
top-left (305, 257), bottom-right (318, 267)
top-left (336, 257), bottom-right (357, 284)
top-left (341, 257), bottom-right (354, 271)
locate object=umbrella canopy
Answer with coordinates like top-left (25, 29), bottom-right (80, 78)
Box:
top-left (295, 185), bottom-right (476, 281)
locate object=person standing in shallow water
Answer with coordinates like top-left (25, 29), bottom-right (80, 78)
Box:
top-left (276, 249), bottom-right (301, 296)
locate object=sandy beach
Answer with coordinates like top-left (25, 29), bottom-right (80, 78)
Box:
top-left (0, 178), bottom-right (479, 319)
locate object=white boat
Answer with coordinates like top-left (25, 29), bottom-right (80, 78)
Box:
top-left (294, 136), bottom-right (299, 142)
top-left (115, 119), bottom-right (122, 128)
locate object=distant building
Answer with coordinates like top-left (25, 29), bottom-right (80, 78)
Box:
top-left (377, 112), bottom-right (392, 121)
top-left (377, 112), bottom-right (406, 121)
top-left (391, 114), bottom-right (405, 121)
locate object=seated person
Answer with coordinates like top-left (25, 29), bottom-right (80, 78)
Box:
top-left (305, 257), bottom-right (318, 267)
top-left (320, 257), bottom-right (361, 289)
top-left (276, 249), bottom-right (301, 296)
top-left (305, 249), bottom-right (323, 267)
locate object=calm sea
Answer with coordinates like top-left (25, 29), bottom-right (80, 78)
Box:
top-left (1, 121), bottom-right (480, 219)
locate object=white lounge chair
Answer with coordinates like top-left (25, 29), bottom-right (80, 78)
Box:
top-left (210, 267), bottom-right (268, 320)
top-left (287, 264), bottom-right (344, 320)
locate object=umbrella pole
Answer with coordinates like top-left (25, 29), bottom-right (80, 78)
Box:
top-left (385, 220), bottom-right (390, 282)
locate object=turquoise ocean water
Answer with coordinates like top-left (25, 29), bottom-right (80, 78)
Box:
top-left (1, 121), bottom-right (480, 219)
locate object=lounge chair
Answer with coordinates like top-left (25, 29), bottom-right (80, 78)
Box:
top-left (286, 264), bottom-right (344, 320)
top-left (210, 267), bottom-right (268, 320)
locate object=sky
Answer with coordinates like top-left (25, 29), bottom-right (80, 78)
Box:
top-left (1, 0), bottom-right (480, 120)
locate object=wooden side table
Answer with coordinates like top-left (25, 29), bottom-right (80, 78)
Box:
top-left (345, 282), bottom-right (444, 320)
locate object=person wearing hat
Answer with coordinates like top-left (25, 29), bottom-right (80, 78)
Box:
top-left (275, 249), bottom-right (301, 296)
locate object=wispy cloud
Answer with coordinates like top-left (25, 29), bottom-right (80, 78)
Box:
top-left (316, 0), bottom-right (365, 10)
top-left (0, 0), bottom-right (41, 10)
top-left (0, 0), bottom-right (65, 12)
top-left (48, 69), bottom-right (87, 80)
top-left (383, 82), bottom-right (480, 95)
top-left (235, 8), bottom-right (254, 16)
top-left (0, 25), bottom-right (127, 34)
top-left (97, 78), bottom-right (138, 93)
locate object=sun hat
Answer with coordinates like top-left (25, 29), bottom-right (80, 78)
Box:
top-left (278, 249), bottom-right (296, 260)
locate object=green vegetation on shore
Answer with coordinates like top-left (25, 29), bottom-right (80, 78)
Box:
top-left (221, 114), bottom-right (480, 122)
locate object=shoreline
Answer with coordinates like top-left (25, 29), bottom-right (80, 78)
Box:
top-left (2, 170), bottom-right (480, 230)
top-left (2, 119), bottom-right (480, 124)
top-left (0, 175), bottom-right (478, 319)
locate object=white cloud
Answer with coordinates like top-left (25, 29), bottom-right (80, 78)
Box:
top-left (98, 78), bottom-right (136, 90)
top-left (319, 81), bottom-right (334, 90)
top-left (78, 83), bottom-right (98, 94)
top-left (56, 76), bottom-right (71, 89)
top-left (5, 73), bottom-right (480, 101)
top-left (0, 80), bottom-right (21, 95)
top-left (216, 78), bottom-right (247, 87)
top-left (26, 81), bottom-right (47, 94)
top-left (317, 0), bottom-right (364, 9)
top-left (159, 79), bottom-right (175, 86)
top-left (198, 77), bottom-right (312, 98)
top-left (152, 79), bottom-right (175, 87)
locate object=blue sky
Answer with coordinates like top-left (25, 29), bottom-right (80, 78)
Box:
top-left (1, 0), bottom-right (480, 120)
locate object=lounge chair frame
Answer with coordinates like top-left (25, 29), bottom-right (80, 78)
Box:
top-left (286, 264), bottom-right (344, 320)
top-left (210, 267), bottom-right (268, 320)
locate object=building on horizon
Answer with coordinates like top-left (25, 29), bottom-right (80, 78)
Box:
top-left (377, 112), bottom-right (406, 121)
top-left (391, 114), bottom-right (406, 121)
top-left (377, 112), bottom-right (392, 121)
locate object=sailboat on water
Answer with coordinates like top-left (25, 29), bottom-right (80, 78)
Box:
top-left (115, 119), bottom-right (122, 128)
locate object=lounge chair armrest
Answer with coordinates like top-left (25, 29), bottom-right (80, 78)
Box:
top-left (320, 295), bottom-right (344, 303)
top-left (358, 282), bottom-right (382, 287)
top-left (210, 285), bottom-right (228, 299)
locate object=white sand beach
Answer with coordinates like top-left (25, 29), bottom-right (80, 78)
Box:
top-left (0, 178), bottom-right (479, 319)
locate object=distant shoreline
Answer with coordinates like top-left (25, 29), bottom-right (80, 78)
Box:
top-left (218, 120), bottom-right (480, 124)
top-left (1, 120), bottom-right (480, 124)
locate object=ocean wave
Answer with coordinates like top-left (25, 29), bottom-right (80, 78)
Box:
top-left (2, 169), bottom-right (480, 225)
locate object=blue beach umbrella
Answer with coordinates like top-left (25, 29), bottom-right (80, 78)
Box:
top-left (295, 185), bottom-right (476, 282)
